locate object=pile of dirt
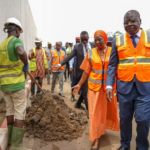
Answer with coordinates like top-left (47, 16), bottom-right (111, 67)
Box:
top-left (25, 91), bottom-right (88, 142)
top-left (0, 98), bottom-right (6, 113)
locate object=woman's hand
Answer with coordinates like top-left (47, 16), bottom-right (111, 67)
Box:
top-left (72, 84), bottom-right (81, 96)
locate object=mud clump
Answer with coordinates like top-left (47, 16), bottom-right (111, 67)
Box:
top-left (25, 91), bottom-right (88, 142)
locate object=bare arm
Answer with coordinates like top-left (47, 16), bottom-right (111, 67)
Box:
top-left (16, 46), bottom-right (28, 66)
top-left (72, 71), bottom-right (89, 96)
top-left (78, 71), bottom-right (89, 87)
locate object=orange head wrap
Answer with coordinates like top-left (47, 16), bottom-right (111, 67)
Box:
top-left (94, 30), bottom-right (108, 44)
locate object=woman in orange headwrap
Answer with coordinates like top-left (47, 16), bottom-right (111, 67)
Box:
top-left (72, 30), bottom-right (120, 150)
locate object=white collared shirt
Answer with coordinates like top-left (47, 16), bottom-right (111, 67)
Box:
top-left (82, 42), bottom-right (91, 58)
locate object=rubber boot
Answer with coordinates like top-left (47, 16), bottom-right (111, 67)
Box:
top-left (9, 127), bottom-right (31, 150)
top-left (8, 125), bottom-right (13, 145)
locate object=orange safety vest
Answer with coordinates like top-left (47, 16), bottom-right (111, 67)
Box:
top-left (51, 50), bottom-right (65, 70)
top-left (116, 29), bottom-right (150, 82)
top-left (88, 47), bottom-right (116, 92)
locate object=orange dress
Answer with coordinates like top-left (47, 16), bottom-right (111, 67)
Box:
top-left (80, 51), bottom-right (120, 141)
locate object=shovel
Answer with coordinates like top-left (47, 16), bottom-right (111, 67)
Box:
top-left (27, 71), bottom-right (44, 93)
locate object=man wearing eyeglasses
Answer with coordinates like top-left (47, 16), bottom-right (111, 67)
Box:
top-left (53, 31), bottom-right (95, 113)
top-left (106, 10), bottom-right (150, 150)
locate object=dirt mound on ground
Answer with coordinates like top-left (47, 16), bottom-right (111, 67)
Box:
top-left (25, 91), bottom-right (88, 142)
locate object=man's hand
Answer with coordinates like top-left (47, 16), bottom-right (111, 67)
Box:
top-left (106, 88), bottom-right (113, 102)
top-left (45, 69), bottom-right (48, 74)
top-left (49, 70), bottom-right (52, 74)
top-left (69, 68), bottom-right (73, 74)
top-left (52, 65), bottom-right (61, 69)
top-left (23, 65), bottom-right (29, 72)
top-left (72, 84), bottom-right (81, 96)
top-left (31, 52), bottom-right (36, 59)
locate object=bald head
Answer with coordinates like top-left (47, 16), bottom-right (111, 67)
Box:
top-left (56, 41), bottom-right (62, 51)
top-left (124, 10), bottom-right (140, 20)
top-left (124, 10), bottom-right (141, 35)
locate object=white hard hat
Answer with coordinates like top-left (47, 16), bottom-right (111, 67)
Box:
top-left (35, 37), bottom-right (42, 43)
top-left (4, 17), bottom-right (23, 33)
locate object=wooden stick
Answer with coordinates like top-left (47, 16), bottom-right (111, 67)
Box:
top-left (27, 71), bottom-right (44, 93)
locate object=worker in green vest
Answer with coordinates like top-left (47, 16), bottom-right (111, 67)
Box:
top-left (0, 18), bottom-right (30, 150)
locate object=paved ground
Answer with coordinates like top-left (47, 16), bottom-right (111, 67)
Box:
top-left (24, 78), bottom-right (150, 150)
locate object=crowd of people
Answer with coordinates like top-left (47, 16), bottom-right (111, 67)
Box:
top-left (0, 9), bottom-right (150, 150)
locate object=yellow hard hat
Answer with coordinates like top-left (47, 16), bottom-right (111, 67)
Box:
top-left (48, 42), bottom-right (52, 44)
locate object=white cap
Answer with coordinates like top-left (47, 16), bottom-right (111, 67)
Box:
top-left (4, 17), bottom-right (23, 33)
top-left (35, 37), bottom-right (42, 43)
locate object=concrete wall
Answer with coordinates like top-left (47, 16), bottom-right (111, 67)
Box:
top-left (0, 0), bottom-right (37, 100)
top-left (0, 0), bottom-right (37, 53)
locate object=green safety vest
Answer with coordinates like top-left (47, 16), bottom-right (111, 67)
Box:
top-left (29, 47), bottom-right (48, 71)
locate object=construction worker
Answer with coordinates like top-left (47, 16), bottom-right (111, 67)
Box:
top-left (45, 42), bottom-right (52, 84)
top-left (28, 37), bottom-right (48, 98)
top-left (49, 41), bottom-right (66, 97)
top-left (0, 18), bottom-right (30, 150)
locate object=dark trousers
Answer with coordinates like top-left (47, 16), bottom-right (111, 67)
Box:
top-left (76, 79), bottom-right (88, 110)
top-left (118, 83), bottom-right (150, 150)
top-left (31, 77), bottom-right (43, 94)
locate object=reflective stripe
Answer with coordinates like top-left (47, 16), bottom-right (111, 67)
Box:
top-left (0, 50), bottom-right (7, 52)
top-left (88, 78), bottom-right (106, 84)
top-left (29, 67), bottom-right (36, 69)
top-left (146, 30), bottom-right (150, 43)
top-left (88, 78), bottom-right (102, 84)
top-left (0, 72), bottom-right (24, 79)
top-left (0, 61), bottom-right (23, 69)
top-left (137, 58), bottom-right (150, 63)
top-left (120, 34), bottom-right (124, 46)
top-left (119, 59), bottom-right (134, 64)
top-left (89, 49), bottom-right (92, 65)
top-left (30, 60), bottom-right (35, 62)
top-left (91, 69), bottom-right (107, 74)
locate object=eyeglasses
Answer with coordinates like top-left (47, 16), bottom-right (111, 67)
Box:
top-left (81, 39), bottom-right (88, 42)
top-left (124, 19), bottom-right (139, 26)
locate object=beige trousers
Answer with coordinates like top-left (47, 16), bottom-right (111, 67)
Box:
top-left (2, 89), bottom-right (27, 120)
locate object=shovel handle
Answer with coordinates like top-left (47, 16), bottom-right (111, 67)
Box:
top-left (27, 71), bottom-right (44, 93)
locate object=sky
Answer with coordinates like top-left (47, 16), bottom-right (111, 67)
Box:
top-left (28, 0), bottom-right (150, 47)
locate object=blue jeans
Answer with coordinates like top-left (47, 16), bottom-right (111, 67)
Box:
top-left (118, 83), bottom-right (150, 150)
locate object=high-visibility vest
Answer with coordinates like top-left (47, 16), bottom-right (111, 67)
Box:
top-left (0, 37), bottom-right (24, 86)
top-left (29, 48), bottom-right (48, 71)
top-left (51, 50), bottom-right (65, 70)
top-left (116, 29), bottom-right (150, 82)
top-left (88, 47), bottom-right (116, 91)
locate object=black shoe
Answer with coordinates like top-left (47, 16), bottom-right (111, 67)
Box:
top-left (91, 139), bottom-right (100, 150)
top-left (51, 90), bottom-right (54, 93)
top-left (71, 96), bottom-right (75, 102)
top-left (59, 93), bottom-right (65, 97)
top-left (74, 104), bottom-right (85, 110)
top-left (117, 146), bottom-right (130, 150)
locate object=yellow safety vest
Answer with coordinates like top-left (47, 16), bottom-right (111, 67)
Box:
top-left (0, 37), bottom-right (24, 86)
top-left (29, 47), bottom-right (48, 71)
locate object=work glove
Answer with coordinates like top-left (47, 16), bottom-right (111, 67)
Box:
top-left (23, 65), bottom-right (29, 72)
